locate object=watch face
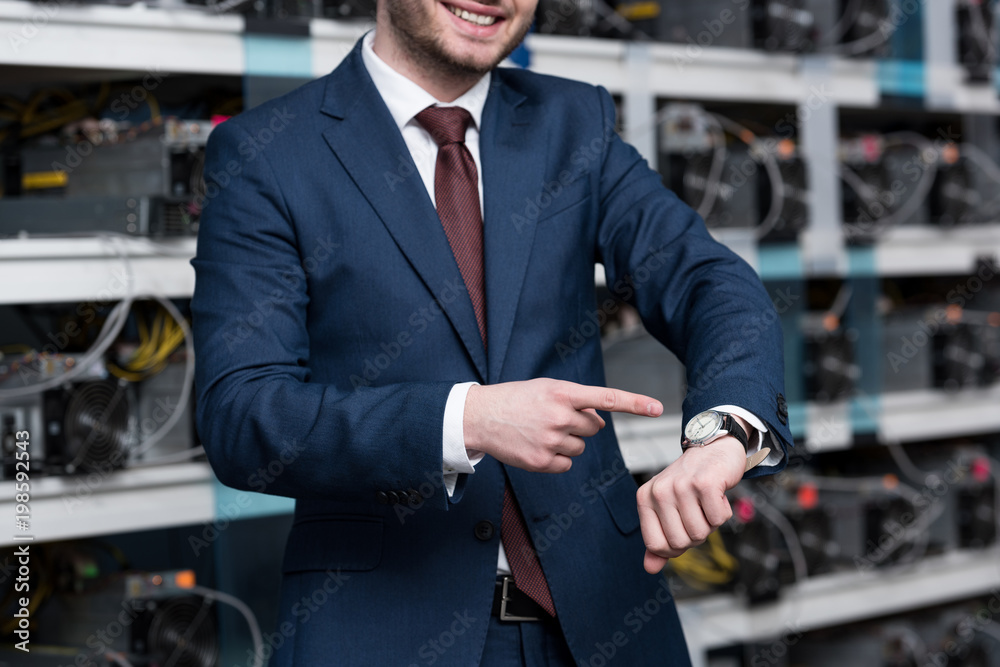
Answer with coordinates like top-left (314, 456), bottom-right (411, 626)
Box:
top-left (685, 410), bottom-right (723, 444)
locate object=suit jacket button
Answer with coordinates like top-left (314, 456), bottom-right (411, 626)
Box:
top-left (474, 520), bottom-right (495, 541)
top-left (376, 491), bottom-right (389, 505)
top-left (407, 489), bottom-right (423, 505)
top-left (388, 491), bottom-right (402, 505)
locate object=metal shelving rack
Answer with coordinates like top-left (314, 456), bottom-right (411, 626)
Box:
top-left (2, 1), bottom-right (1000, 665)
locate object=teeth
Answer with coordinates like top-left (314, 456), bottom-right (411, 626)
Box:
top-left (448, 5), bottom-right (497, 26)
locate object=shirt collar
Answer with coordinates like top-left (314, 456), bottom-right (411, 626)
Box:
top-left (361, 30), bottom-right (491, 133)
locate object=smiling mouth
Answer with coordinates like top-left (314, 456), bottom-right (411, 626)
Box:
top-left (446, 4), bottom-right (499, 26)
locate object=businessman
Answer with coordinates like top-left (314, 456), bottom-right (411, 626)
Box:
top-left (191, 0), bottom-right (794, 664)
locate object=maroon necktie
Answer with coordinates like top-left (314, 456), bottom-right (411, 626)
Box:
top-left (415, 106), bottom-right (556, 617)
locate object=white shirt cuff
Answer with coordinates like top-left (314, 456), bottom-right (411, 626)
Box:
top-left (706, 405), bottom-right (784, 468)
top-left (442, 382), bottom-right (483, 496)
top-left (708, 405), bottom-right (767, 453)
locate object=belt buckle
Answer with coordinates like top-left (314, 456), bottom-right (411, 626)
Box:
top-left (499, 576), bottom-right (541, 622)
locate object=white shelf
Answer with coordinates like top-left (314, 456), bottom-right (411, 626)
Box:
top-left (879, 385), bottom-right (1000, 444)
top-left (0, 460), bottom-right (296, 545)
top-left (0, 236), bottom-right (196, 305)
top-left (525, 34), bottom-right (882, 107)
top-left (678, 547), bottom-right (1000, 657)
top-left (309, 17), bottom-right (371, 78)
top-left (0, 462), bottom-right (216, 546)
top-left (872, 225), bottom-right (1000, 277)
top-left (0, 1), bottom-right (244, 76)
top-left (615, 413), bottom-right (684, 473)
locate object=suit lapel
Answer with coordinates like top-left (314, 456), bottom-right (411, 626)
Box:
top-left (319, 44), bottom-right (488, 381)
top-left (480, 74), bottom-right (546, 385)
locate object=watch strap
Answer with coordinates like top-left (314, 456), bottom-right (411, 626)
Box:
top-left (720, 413), bottom-right (749, 450)
top-left (745, 447), bottom-right (771, 472)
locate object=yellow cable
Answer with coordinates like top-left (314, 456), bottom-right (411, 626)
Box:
top-left (146, 93), bottom-right (161, 123)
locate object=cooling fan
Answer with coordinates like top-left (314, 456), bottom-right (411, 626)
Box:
top-left (804, 329), bottom-right (860, 403)
top-left (842, 0), bottom-right (893, 57)
top-left (723, 516), bottom-right (781, 603)
top-left (935, 323), bottom-right (987, 390)
top-left (790, 507), bottom-right (839, 576)
top-left (752, 0), bottom-right (815, 53)
top-left (931, 157), bottom-right (978, 227)
top-left (48, 379), bottom-right (136, 474)
top-left (134, 596), bottom-right (220, 667)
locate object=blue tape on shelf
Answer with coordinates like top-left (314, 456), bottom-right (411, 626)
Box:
top-left (245, 34), bottom-right (312, 77)
top-left (851, 392), bottom-right (879, 436)
top-left (788, 401), bottom-right (806, 440)
top-left (759, 245), bottom-right (803, 281)
top-left (213, 477), bottom-right (296, 522)
top-left (846, 257), bottom-right (881, 437)
top-left (848, 246), bottom-right (879, 277)
top-left (877, 60), bottom-right (925, 98)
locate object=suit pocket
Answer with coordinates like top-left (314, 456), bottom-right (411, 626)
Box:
top-left (598, 468), bottom-right (641, 535)
top-left (532, 180), bottom-right (591, 224)
top-left (282, 515), bottom-right (383, 573)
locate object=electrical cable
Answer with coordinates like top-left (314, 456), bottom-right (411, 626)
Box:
top-left (745, 493), bottom-right (809, 583)
top-left (819, 0), bottom-right (863, 46)
top-left (707, 113), bottom-right (788, 239)
top-left (828, 283), bottom-right (853, 321)
top-left (128, 295), bottom-right (195, 462)
top-left (883, 623), bottom-right (930, 662)
top-left (129, 445), bottom-right (206, 468)
top-left (190, 586), bottom-right (264, 667)
top-left (207, 0), bottom-right (255, 13)
top-left (668, 531), bottom-right (738, 590)
top-left (103, 652), bottom-right (135, 667)
top-left (593, 0), bottom-right (650, 40)
top-left (977, 619), bottom-right (1000, 646)
top-left (960, 142), bottom-right (1000, 186)
top-left (887, 441), bottom-right (932, 484)
top-left (0, 234), bottom-right (134, 399)
top-left (965, 0), bottom-right (998, 63)
top-left (841, 132), bottom-right (939, 238)
top-left (693, 115), bottom-right (728, 221)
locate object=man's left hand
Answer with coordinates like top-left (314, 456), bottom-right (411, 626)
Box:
top-left (636, 435), bottom-right (747, 574)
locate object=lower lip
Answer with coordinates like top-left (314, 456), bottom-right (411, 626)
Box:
top-left (442, 4), bottom-right (505, 37)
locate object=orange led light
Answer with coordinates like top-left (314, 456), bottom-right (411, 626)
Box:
top-left (946, 305), bottom-right (963, 324)
top-left (735, 498), bottom-right (756, 523)
top-left (151, 575), bottom-right (162, 586)
top-left (175, 570), bottom-right (196, 589)
top-left (778, 139), bottom-right (796, 159)
top-left (882, 474), bottom-right (899, 490)
top-left (941, 144), bottom-right (960, 165)
top-left (797, 483), bottom-right (819, 511)
top-left (823, 313), bottom-right (840, 332)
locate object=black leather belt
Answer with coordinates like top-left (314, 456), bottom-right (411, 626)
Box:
top-left (492, 576), bottom-right (547, 622)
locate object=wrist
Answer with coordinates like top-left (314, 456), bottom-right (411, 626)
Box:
top-left (462, 384), bottom-right (486, 453)
top-left (680, 435), bottom-right (747, 476)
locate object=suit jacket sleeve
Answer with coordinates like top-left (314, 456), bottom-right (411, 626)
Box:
top-left (591, 86), bottom-right (794, 473)
top-left (191, 118), bottom-right (456, 506)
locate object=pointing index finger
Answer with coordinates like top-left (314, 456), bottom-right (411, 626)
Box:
top-left (570, 385), bottom-right (663, 418)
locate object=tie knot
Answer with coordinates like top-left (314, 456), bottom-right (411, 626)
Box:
top-left (415, 106), bottom-right (472, 147)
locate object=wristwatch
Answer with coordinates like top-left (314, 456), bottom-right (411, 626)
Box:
top-left (681, 410), bottom-right (748, 450)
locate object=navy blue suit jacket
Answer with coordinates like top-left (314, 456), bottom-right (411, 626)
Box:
top-left (192, 38), bottom-right (793, 666)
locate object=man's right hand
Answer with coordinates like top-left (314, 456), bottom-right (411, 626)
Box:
top-left (463, 379), bottom-right (662, 473)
